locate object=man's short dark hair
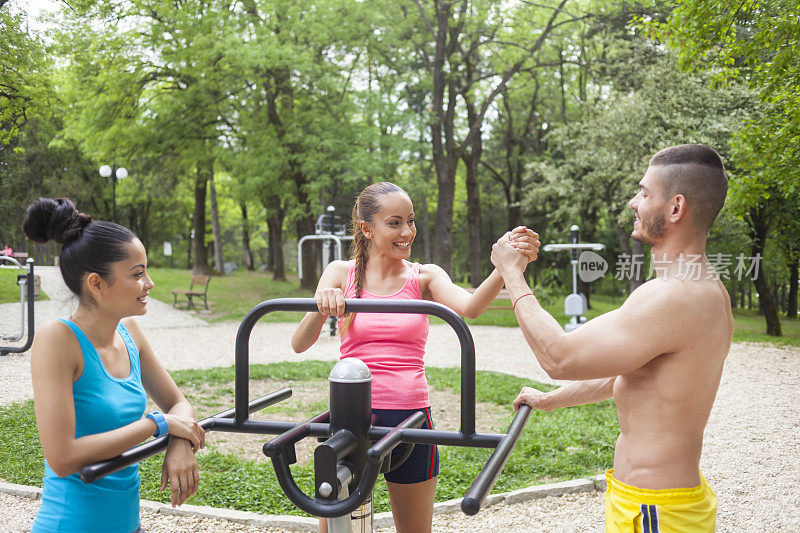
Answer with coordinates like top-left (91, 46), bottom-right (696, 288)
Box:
top-left (649, 144), bottom-right (727, 233)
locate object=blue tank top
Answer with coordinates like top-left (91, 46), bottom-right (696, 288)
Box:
top-left (32, 320), bottom-right (147, 533)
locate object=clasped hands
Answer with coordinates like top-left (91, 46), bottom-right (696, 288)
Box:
top-left (492, 225), bottom-right (539, 276)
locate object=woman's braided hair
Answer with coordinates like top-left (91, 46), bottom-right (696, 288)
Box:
top-left (339, 182), bottom-right (405, 336)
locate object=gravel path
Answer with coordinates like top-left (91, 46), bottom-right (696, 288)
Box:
top-left (1, 270), bottom-right (799, 531)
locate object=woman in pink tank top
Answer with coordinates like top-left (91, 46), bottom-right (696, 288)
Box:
top-left (292, 182), bottom-right (539, 533)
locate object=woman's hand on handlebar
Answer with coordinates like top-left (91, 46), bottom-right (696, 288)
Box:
top-left (164, 414), bottom-right (205, 451)
top-left (162, 437), bottom-right (200, 507)
top-left (315, 287), bottom-right (346, 317)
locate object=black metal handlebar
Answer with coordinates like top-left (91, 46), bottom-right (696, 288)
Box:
top-left (80, 389), bottom-right (292, 483)
top-left (233, 298), bottom-right (529, 517)
top-left (234, 298), bottom-right (477, 434)
top-left (461, 404), bottom-right (532, 514)
top-left (82, 297), bottom-right (532, 519)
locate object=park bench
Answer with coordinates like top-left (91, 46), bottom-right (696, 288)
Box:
top-left (171, 274), bottom-right (211, 309)
top-left (466, 287), bottom-right (512, 310)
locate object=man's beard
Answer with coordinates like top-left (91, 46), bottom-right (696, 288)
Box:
top-left (632, 213), bottom-right (666, 246)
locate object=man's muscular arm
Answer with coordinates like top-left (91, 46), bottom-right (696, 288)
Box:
top-left (513, 378), bottom-right (616, 412)
top-left (491, 240), bottom-right (687, 380)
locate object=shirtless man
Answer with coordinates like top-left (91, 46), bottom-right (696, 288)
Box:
top-left (490, 144), bottom-right (733, 532)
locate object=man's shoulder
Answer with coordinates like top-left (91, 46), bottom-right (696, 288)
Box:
top-left (625, 278), bottom-right (731, 333)
top-left (625, 278), bottom-right (688, 308)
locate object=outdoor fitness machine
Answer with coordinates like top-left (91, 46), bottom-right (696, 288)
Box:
top-left (0, 256), bottom-right (35, 356)
top-left (542, 225), bottom-right (605, 332)
top-left (81, 299), bottom-right (532, 532)
top-left (297, 206), bottom-right (354, 335)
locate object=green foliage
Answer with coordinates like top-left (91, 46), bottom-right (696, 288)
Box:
top-left (1, 0), bottom-right (796, 311)
top-left (653, 0), bottom-right (799, 206)
top-left (732, 309), bottom-right (800, 346)
top-left (540, 55), bottom-right (754, 236)
top-left (0, 3), bottom-right (53, 146)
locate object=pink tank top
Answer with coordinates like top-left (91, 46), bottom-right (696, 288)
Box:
top-left (338, 260), bottom-right (430, 409)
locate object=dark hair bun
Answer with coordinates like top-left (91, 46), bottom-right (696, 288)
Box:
top-left (22, 198), bottom-right (93, 245)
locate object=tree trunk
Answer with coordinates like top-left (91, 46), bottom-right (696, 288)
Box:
top-left (241, 203), bottom-right (254, 271)
top-left (788, 259), bottom-right (798, 319)
top-left (747, 282), bottom-right (752, 309)
top-left (432, 160), bottom-right (457, 276)
top-left (192, 165), bottom-right (210, 275)
top-left (208, 164), bottom-right (224, 273)
top-left (464, 153), bottom-right (482, 286)
top-left (420, 193), bottom-right (431, 264)
top-left (264, 197), bottom-right (286, 281)
top-left (748, 207), bottom-right (781, 335)
top-left (462, 96), bottom-right (483, 286)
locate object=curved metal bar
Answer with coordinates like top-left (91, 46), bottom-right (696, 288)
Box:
top-left (0, 255), bottom-right (24, 268)
top-left (268, 411), bottom-right (425, 518)
top-left (80, 389), bottom-right (292, 484)
top-left (1, 258), bottom-right (35, 356)
top-left (234, 298), bottom-right (476, 435)
top-left (270, 446), bottom-right (383, 518)
top-left (460, 405), bottom-right (532, 515)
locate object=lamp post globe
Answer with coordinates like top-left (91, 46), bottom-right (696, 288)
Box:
top-left (99, 164), bottom-right (128, 223)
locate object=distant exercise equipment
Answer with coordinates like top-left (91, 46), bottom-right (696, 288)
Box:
top-left (1, 256), bottom-right (35, 356)
top-left (81, 299), bottom-right (532, 532)
top-left (542, 225), bottom-right (605, 332)
top-left (298, 206), bottom-right (354, 335)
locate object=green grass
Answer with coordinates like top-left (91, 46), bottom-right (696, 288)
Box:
top-left (147, 268), bottom-right (313, 323)
top-left (0, 361), bottom-right (618, 516)
top-left (0, 269), bottom-right (48, 304)
top-left (732, 308), bottom-right (800, 346)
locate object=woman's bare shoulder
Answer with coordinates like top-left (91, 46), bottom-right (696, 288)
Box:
top-left (31, 320), bottom-right (81, 367)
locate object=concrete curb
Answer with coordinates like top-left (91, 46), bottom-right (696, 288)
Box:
top-left (0, 475), bottom-right (605, 531)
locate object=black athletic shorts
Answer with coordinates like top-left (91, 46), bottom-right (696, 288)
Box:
top-left (371, 407), bottom-right (439, 484)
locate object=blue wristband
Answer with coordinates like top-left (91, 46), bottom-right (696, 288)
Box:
top-left (145, 411), bottom-right (169, 438)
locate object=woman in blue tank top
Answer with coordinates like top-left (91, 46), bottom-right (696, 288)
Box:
top-left (22, 198), bottom-right (206, 533)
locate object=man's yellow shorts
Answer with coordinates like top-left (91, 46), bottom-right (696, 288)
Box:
top-left (604, 469), bottom-right (717, 532)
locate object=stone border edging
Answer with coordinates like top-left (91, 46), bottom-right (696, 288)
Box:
top-left (0, 474), bottom-right (605, 531)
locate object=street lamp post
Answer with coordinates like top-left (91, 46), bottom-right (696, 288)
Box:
top-left (99, 165), bottom-right (128, 224)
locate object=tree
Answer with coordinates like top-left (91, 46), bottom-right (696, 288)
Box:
top-left (0, 3), bottom-right (50, 146)
top-left (56, 0), bottom-right (244, 275)
top-left (231, 0), bottom-right (390, 286)
top-left (540, 57), bottom-right (755, 293)
top-left (391, 0), bottom-right (574, 277)
top-left (656, 0), bottom-right (800, 334)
